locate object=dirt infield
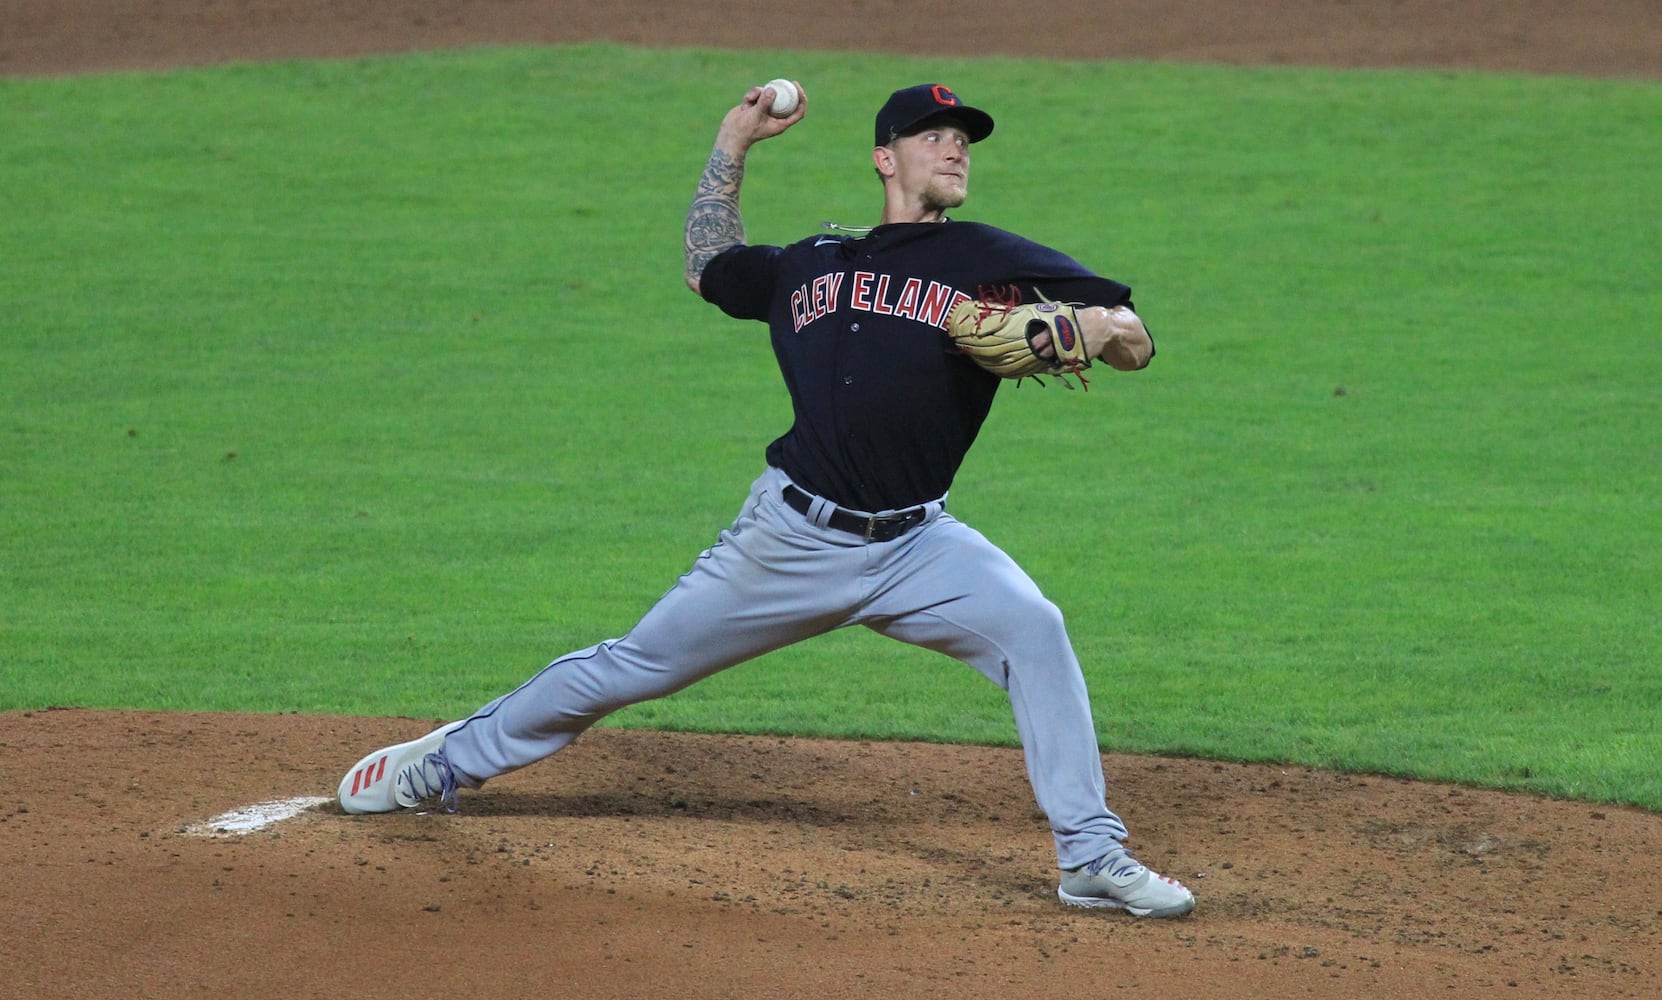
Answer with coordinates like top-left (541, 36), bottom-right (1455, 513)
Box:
top-left (5, 4), bottom-right (1660, 999)
top-left (8, 709), bottom-right (1661, 998)
top-left (3, 0), bottom-right (1660, 78)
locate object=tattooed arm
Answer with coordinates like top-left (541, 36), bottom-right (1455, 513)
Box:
top-left (685, 82), bottom-right (808, 294)
top-left (685, 146), bottom-right (747, 294)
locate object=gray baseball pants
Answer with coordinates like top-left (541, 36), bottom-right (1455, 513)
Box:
top-left (440, 466), bottom-right (1129, 870)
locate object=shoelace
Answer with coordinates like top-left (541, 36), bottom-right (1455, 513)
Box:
top-left (1085, 847), bottom-right (1146, 881)
top-left (404, 751), bottom-right (459, 813)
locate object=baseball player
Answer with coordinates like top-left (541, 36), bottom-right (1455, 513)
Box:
top-left (339, 83), bottom-right (1195, 918)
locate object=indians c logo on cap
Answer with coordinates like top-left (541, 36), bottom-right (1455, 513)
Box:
top-left (930, 85), bottom-right (960, 107)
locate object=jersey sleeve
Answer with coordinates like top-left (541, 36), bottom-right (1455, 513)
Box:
top-left (1028, 273), bottom-right (1134, 310)
top-left (952, 224), bottom-right (1127, 309)
top-left (1011, 242), bottom-right (1133, 309)
top-left (698, 244), bottom-right (784, 321)
top-left (983, 226), bottom-right (1152, 357)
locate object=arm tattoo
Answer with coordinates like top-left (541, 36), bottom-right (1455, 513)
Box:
top-left (685, 148), bottom-right (746, 287)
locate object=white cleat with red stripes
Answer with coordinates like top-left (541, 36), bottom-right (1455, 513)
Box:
top-left (1057, 846), bottom-right (1196, 917)
top-left (338, 720), bottom-right (465, 814)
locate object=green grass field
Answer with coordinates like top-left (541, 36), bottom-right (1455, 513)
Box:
top-left (4, 45), bottom-right (1658, 809)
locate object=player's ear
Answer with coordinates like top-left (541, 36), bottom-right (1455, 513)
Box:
top-left (872, 146), bottom-right (895, 179)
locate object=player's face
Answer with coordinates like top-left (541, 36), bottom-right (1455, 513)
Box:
top-left (891, 125), bottom-right (971, 211)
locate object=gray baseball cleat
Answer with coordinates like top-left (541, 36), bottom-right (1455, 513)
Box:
top-left (1057, 846), bottom-right (1196, 917)
top-left (338, 720), bottom-right (465, 814)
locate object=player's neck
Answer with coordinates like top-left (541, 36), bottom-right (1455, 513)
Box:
top-left (879, 177), bottom-right (960, 225)
top-left (879, 205), bottom-right (950, 225)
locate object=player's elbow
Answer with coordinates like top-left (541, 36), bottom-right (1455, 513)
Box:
top-left (1094, 307), bottom-right (1155, 371)
top-left (685, 251), bottom-right (714, 296)
top-left (1102, 332), bottom-right (1154, 371)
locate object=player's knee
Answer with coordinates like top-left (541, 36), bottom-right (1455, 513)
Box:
top-left (1032, 596), bottom-right (1070, 641)
top-left (986, 590), bottom-right (1069, 646)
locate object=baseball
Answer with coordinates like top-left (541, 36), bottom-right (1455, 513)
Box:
top-left (763, 78), bottom-right (800, 118)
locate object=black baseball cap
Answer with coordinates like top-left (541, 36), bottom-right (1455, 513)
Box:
top-left (874, 84), bottom-right (995, 147)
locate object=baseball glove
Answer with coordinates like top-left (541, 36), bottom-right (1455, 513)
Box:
top-left (945, 287), bottom-right (1093, 387)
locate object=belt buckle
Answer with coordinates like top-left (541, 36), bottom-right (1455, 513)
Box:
top-left (864, 510), bottom-right (917, 542)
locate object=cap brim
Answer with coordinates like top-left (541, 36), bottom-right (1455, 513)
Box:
top-left (897, 107), bottom-right (995, 143)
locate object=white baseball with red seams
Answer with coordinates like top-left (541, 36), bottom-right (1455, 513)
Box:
top-left (763, 78), bottom-right (799, 117)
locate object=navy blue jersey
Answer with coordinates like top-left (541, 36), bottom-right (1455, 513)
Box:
top-left (700, 220), bottom-right (1140, 512)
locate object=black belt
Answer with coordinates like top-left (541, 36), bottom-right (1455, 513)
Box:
top-left (782, 484), bottom-right (932, 542)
